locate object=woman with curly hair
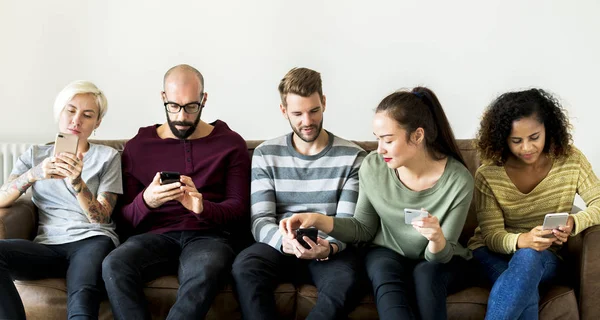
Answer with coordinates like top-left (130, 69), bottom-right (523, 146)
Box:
top-left (467, 88), bottom-right (600, 319)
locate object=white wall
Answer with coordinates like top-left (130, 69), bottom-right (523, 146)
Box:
top-left (1, 0), bottom-right (599, 173)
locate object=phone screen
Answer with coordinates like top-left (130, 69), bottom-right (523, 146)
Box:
top-left (160, 171), bottom-right (181, 185)
top-left (296, 228), bottom-right (318, 249)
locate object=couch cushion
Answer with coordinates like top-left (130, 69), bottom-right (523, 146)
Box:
top-left (14, 278), bottom-right (112, 320)
top-left (295, 283), bottom-right (578, 320)
top-left (15, 276), bottom-right (297, 320)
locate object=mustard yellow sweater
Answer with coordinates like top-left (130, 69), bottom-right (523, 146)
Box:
top-left (468, 147), bottom-right (600, 254)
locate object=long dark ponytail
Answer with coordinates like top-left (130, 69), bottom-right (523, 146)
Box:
top-left (376, 86), bottom-right (467, 167)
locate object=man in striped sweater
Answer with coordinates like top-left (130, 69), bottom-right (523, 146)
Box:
top-left (232, 68), bottom-right (366, 320)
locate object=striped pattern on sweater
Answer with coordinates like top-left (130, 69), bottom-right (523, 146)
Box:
top-left (467, 147), bottom-right (600, 254)
top-left (250, 132), bottom-right (366, 252)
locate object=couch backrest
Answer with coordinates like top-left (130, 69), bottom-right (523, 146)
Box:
top-left (89, 138), bottom-right (480, 246)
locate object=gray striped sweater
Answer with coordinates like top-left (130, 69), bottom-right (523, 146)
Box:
top-left (250, 132), bottom-right (366, 253)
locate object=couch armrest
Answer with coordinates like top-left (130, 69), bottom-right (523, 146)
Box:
top-left (0, 193), bottom-right (37, 240)
top-left (577, 225), bottom-right (600, 320)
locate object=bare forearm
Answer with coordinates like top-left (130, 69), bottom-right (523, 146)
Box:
top-left (428, 236), bottom-right (447, 254)
top-left (73, 179), bottom-right (115, 224)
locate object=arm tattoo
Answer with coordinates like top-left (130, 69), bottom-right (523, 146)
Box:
top-left (71, 176), bottom-right (83, 193)
top-left (31, 165), bottom-right (44, 181)
top-left (0, 173), bottom-right (33, 196)
top-left (77, 182), bottom-right (117, 224)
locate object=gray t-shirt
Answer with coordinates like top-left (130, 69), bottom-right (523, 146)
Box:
top-left (11, 143), bottom-right (123, 246)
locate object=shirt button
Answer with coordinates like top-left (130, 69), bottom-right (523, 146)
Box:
top-left (187, 158), bottom-right (191, 162)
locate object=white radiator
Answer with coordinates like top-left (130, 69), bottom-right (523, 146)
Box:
top-left (0, 143), bottom-right (34, 185)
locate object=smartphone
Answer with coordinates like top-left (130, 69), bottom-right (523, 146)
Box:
top-left (404, 208), bottom-right (429, 224)
top-left (542, 213), bottom-right (569, 237)
top-left (54, 132), bottom-right (79, 157)
top-left (296, 227), bottom-right (318, 249)
top-left (160, 171), bottom-right (181, 185)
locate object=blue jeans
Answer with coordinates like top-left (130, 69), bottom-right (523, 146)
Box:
top-left (232, 242), bottom-right (362, 320)
top-left (365, 246), bottom-right (470, 320)
top-left (472, 247), bottom-right (562, 320)
top-left (0, 235), bottom-right (115, 320)
top-left (102, 231), bottom-right (235, 320)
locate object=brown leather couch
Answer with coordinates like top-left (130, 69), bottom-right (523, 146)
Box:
top-left (1, 139), bottom-right (598, 320)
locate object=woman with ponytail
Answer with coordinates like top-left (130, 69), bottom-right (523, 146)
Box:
top-left (280, 87), bottom-right (474, 320)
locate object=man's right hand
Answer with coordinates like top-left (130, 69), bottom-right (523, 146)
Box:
top-left (143, 172), bottom-right (183, 209)
top-left (281, 236), bottom-right (296, 255)
top-left (517, 226), bottom-right (556, 251)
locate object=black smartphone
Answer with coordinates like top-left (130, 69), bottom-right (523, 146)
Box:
top-left (296, 227), bottom-right (318, 249)
top-left (160, 171), bottom-right (181, 185)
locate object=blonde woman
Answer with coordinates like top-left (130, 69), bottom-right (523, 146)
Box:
top-left (0, 81), bottom-right (122, 319)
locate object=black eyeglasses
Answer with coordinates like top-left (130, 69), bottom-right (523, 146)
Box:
top-left (163, 92), bottom-right (204, 114)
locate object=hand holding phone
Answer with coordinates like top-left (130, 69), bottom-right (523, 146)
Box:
top-left (296, 227), bottom-right (318, 249)
top-left (404, 208), bottom-right (429, 224)
top-left (160, 171), bottom-right (181, 185)
top-left (49, 133), bottom-right (79, 179)
top-left (542, 213), bottom-right (569, 238)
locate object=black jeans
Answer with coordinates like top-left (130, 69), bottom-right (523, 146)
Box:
top-left (365, 246), bottom-right (470, 320)
top-left (232, 242), bottom-right (362, 320)
top-left (0, 235), bottom-right (115, 320)
top-left (101, 231), bottom-right (235, 320)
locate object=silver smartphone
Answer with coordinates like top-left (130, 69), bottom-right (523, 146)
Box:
top-left (404, 208), bottom-right (429, 224)
top-left (542, 212), bottom-right (568, 238)
top-left (54, 132), bottom-right (79, 157)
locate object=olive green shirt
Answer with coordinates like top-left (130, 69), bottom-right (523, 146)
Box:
top-left (330, 151), bottom-right (474, 263)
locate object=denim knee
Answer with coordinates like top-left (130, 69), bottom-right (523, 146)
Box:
top-left (101, 251), bottom-right (128, 282)
top-left (511, 248), bottom-right (546, 268)
top-left (232, 244), bottom-right (276, 278)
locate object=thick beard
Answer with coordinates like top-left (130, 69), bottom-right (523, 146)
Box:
top-left (166, 109), bottom-right (202, 139)
top-left (290, 118), bottom-right (324, 143)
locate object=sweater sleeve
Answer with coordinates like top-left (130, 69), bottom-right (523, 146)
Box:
top-left (249, 148), bottom-right (283, 251)
top-left (571, 150), bottom-right (600, 235)
top-left (475, 170), bottom-right (521, 254)
top-left (424, 172), bottom-right (473, 263)
top-left (195, 138), bottom-right (250, 225)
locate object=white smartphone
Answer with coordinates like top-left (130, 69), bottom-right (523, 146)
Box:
top-left (54, 132), bottom-right (79, 157)
top-left (542, 213), bottom-right (569, 230)
top-left (542, 213), bottom-right (569, 237)
top-left (404, 208), bottom-right (429, 224)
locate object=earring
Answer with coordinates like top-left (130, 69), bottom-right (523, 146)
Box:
top-left (94, 129), bottom-right (96, 136)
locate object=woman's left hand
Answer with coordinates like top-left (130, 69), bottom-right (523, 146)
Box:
top-left (55, 152), bottom-right (84, 188)
top-left (412, 210), bottom-right (444, 242)
top-left (552, 215), bottom-right (575, 245)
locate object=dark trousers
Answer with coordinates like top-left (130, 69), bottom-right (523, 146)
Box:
top-left (0, 235), bottom-right (115, 320)
top-left (365, 246), bottom-right (470, 320)
top-left (101, 231), bottom-right (235, 320)
top-left (232, 242), bottom-right (362, 320)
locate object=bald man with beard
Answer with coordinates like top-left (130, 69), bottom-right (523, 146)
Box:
top-left (102, 64), bottom-right (250, 320)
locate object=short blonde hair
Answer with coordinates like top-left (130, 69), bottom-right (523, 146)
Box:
top-left (53, 80), bottom-right (108, 122)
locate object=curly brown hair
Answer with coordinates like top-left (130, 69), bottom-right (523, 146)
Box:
top-left (477, 88), bottom-right (572, 165)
